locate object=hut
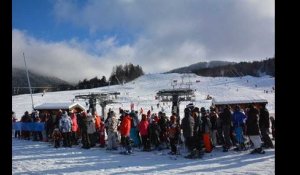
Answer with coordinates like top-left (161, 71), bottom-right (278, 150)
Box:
top-left (212, 97), bottom-right (268, 111)
top-left (34, 102), bottom-right (86, 116)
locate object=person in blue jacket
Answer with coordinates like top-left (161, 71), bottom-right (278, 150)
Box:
top-left (232, 105), bottom-right (247, 151)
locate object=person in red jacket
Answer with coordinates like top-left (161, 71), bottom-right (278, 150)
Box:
top-left (120, 110), bottom-right (133, 154)
top-left (138, 114), bottom-right (150, 151)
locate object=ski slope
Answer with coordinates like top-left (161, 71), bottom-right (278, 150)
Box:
top-left (12, 73), bottom-right (275, 119)
top-left (12, 73), bottom-right (275, 174)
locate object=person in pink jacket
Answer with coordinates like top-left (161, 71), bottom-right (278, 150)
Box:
top-left (138, 114), bottom-right (150, 151)
top-left (70, 110), bottom-right (78, 145)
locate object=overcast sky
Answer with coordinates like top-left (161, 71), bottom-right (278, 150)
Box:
top-left (12, 0), bottom-right (274, 83)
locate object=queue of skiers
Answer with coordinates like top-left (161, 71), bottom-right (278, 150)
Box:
top-left (12, 103), bottom-right (275, 158)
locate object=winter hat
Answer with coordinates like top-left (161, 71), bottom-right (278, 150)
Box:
top-left (186, 103), bottom-right (194, 110)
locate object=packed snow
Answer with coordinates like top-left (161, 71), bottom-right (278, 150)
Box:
top-left (12, 73), bottom-right (275, 174)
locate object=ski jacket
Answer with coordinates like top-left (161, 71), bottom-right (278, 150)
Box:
top-left (168, 122), bottom-right (180, 139)
top-left (138, 120), bottom-right (149, 136)
top-left (201, 113), bottom-right (212, 134)
top-left (259, 108), bottom-right (270, 129)
top-left (232, 110), bottom-right (247, 128)
top-left (105, 115), bottom-right (118, 133)
top-left (149, 120), bottom-right (161, 140)
top-left (86, 113), bottom-right (96, 134)
top-left (70, 113), bottom-right (78, 132)
top-left (219, 108), bottom-right (232, 126)
top-left (158, 116), bottom-right (169, 133)
top-left (181, 113), bottom-right (195, 138)
top-left (52, 129), bottom-right (62, 140)
top-left (120, 115), bottom-right (131, 136)
top-left (59, 114), bottom-right (72, 133)
top-left (246, 107), bottom-right (260, 135)
top-left (209, 112), bottom-right (219, 130)
top-left (94, 114), bottom-right (101, 130)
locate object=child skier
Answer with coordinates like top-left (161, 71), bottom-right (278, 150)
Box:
top-left (52, 128), bottom-right (62, 148)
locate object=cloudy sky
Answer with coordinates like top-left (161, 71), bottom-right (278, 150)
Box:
top-left (12, 0), bottom-right (274, 84)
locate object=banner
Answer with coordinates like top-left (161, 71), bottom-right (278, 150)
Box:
top-left (13, 122), bottom-right (45, 131)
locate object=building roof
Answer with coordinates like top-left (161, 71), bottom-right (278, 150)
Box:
top-left (34, 102), bottom-right (86, 110)
top-left (212, 98), bottom-right (268, 105)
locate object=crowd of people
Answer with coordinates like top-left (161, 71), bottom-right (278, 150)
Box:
top-left (12, 103), bottom-right (275, 158)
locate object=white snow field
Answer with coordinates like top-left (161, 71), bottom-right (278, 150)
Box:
top-left (12, 73), bottom-right (275, 174)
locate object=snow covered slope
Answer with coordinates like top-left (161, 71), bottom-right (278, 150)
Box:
top-left (12, 139), bottom-right (275, 175)
top-left (12, 73), bottom-right (275, 119)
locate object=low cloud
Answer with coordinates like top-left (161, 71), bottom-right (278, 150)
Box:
top-left (12, 0), bottom-right (274, 83)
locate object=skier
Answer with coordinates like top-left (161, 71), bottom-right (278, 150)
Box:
top-left (246, 104), bottom-right (265, 154)
top-left (232, 105), bottom-right (247, 151)
top-left (52, 128), bottom-right (62, 148)
top-left (130, 110), bottom-right (141, 147)
top-left (149, 114), bottom-right (161, 150)
top-left (259, 103), bottom-right (274, 148)
top-left (209, 106), bottom-right (219, 147)
top-left (200, 107), bottom-right (213, 153)
top-left (138, 114), bottom-right (151, 151)
top-left (70, 110), bottom-right (79, 145)
top-left (120, 110), bottom-right (133, 154)
top-left (20, 111), bottom-right (32, 140)
top-left (59, 111), bottom-right (72, 147)
top-left (78, 111), bottom-right (90, 149)
top-left (158, 112), bottom-right (169, 149)
top-left (168, 114), bottom-right (180, 155)
top-left (181, 107), bottom-right (195, 158)
top-left (192, 107), bottom-right (204, 158)
top-left (86, 110), bottom-right (96, 147)
top-left (105, 111), bottom-right (119, 150)
top-left (219, 105), bottom-right (233, 152)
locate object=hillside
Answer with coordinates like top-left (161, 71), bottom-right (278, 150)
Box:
top-left (168, 58), bottom-right (274, 77)
top-left (167, 61), bottom-right (235, 73)
top-left (12, 67), bottom-right (72, 95)
top-left (193, 58), bottom-right (275, 77)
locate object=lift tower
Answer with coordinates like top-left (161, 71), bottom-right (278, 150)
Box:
top-left (156, 88), bottom-right (195, 122)
top-left (75, 92), bottom-right (120, 118)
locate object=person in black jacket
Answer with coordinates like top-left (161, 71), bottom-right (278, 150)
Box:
top-left (192, 107), bottom-right (204, 158)
top-left (181, 107), bottom-right (195, 156)
top-left (246, 104), bottom-right (265, 154)
top-left (219, 105), bottom-right (233, 152)
top-left (259, 103), bottom-right (274, 148)
top-left (149, 115), bottom-right (161, 150)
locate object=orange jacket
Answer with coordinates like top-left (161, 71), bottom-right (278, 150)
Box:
top-left (120, 115), bottom-right (131, 136)
top-left (95, 115), bottom-right (101, 130)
